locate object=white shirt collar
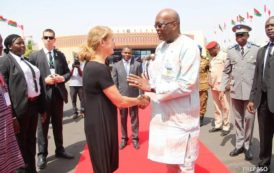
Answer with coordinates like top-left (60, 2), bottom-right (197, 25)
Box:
top-left (43, 48), bottom-right (54, 55)
top-left (122, 58), bottom-right (131, 64)
top-left (10, 52), bottom-right (24, 61)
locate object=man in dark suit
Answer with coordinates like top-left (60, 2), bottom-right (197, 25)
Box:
top-left (247, 16), bottom-right (274, 173)
top-left (29, 29), bottom-right (73, 170)
top-left (111, 47), bottom-right (142, 149)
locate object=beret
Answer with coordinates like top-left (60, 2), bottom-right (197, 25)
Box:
top-left (206, 41), bottom-right (218, 50)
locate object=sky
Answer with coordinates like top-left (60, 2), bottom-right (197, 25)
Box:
top-left (1, 0), bottom-right (273, 48)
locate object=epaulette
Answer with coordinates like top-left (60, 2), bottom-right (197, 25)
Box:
top-left (228, 44), bottom-right (238, 50)
top-left (249, 42), bottom-right (260, 48)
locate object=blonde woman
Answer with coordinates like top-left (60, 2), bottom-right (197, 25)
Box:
top-left (78, 26), bottom-right (149, 173)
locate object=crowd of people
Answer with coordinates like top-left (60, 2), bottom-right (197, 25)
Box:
top-left (200, 17), bottom-right (274, 173)
top-left (0, 8), bottom-right (273, 173)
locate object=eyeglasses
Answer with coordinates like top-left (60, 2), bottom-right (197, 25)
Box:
top-left (154, 21), bottom-right (176, 29)
top-left (43, 36), bottom-right (55, 40)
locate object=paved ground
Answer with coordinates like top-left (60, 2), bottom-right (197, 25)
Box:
top-left (37, 89), bottom-right (274, 173)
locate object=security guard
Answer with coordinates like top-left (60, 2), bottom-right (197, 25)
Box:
top-left (198, 45), bottom-right (210, 126)
top-left (219, 24), bottom-right (260, 161)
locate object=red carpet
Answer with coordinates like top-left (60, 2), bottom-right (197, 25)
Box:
top-left (75, 106), bottom-right (231, 173)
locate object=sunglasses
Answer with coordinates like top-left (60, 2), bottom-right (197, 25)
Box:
top-left (43, 36), bottom-right (55, 40)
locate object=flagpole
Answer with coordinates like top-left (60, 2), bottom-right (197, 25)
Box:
top-left (22, 29), bottom-right (25, 39)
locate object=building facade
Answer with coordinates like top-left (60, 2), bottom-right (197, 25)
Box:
top-left (54, 27), bottom-right (205, 65)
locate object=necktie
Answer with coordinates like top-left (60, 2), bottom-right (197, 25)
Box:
top-left (241, 47), bottom-right (244, 56)
top-left (21, 58), bottom-right (38, 92)
top-left (48, 52), bottom-right (54, 68)
top-left (262, 42), bottom-right (274, 92)
top-left (264, 43), bottom-right (274, 72)
top-left (268, 42), bottom-right (274, 57)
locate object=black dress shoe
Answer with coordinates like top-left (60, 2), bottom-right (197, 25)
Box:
top-left (132, 140), bottom-right (140, 150)
top-left (37, 155), bottom-right (47, 169)
top-left (200, 116), bottom-right (204, 127)
top-left (209, 127), bottom-right (222, 133)
top-left (55, 151), bottom-right (74, 159)
top-left (25, 167), bottom-right (37, 173)
top-left (220, 130), bottom-right (230, 136)
top-left (229, 147), bottom-right (244, 157)
top-left (72, 113), bottom-right (79, 119)
top-left (16, 167), bottom-right (26, 173)
top-left (244, 149), bottom-right (253, 160)
top-left (119, 140), bottom-right (127, 149)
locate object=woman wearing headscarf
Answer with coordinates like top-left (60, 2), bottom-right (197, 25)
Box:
top-left (0, 34), bottom-right (45, 173)
top-left (0, 33), bottom-right (25, 173)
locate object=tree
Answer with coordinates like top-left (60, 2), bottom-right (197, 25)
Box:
top-left (24, 40), bottom-right (33, 58)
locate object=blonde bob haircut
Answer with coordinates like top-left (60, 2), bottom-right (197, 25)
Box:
top-left (79, 26), bottom-right (113, 61)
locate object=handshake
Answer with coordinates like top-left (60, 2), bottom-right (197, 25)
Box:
top-left (137, 94), bottom-right (150, 109)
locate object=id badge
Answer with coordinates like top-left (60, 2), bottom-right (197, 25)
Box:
top-left (161, 62), bottom-right (174, 82)
top-left (50, 69), bottom-right (55, 75)
top-left (4, 92), bottom-right (11, 106)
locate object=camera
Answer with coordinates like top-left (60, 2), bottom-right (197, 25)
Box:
top-left (72, 57), bottom-right (80, 67)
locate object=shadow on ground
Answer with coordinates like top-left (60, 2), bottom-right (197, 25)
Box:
top-left (38, 140), bottom-right (86, 173)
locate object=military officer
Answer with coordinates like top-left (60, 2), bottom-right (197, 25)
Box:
top-left (198, 45), bottom-right (210, 126)
top-left (219, 24), bottom-right (260, 161)
top-left (207, 41), bottom-right (231, 136)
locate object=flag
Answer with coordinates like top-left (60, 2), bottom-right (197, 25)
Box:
top-left (247, 12), bottom-right (250, 19)
top-left (254, 8), bottom-right (262, 17)
top-left (17, 24), bottom-right (24, 30)
top-left (249, 15), bottom-right (253, 21)
top-left (7, 20), bottom-right (17, 27)
top-left (247, 12), bottom-right (253, 21)
top-left (264, 5), bottom-right (267, 13)
top-left (218, 24), bottom-right (223, 32)
top-left (0, 16), bottom-right (6, 22)
top-left (239, 15), bottom-right (245, 22)
top-left (231, 19), bottom-right (236, 25)
top-left (268, 10), bottom-right (271, 16)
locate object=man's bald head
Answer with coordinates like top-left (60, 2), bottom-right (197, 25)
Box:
top-left (266, 16), bottom-right (274, 23)
top-left (155, 8), bottom-right (181, 43)
top-left (156, 8), bottom-right (180, 24)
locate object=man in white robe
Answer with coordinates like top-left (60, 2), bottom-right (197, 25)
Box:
top-left (128, 8), bottom-right (200, 173)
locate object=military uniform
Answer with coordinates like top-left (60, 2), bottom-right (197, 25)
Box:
top-left (209, 50), bottom-right (231, 132)
top-left (199, 56), bottom-right (209, 120)
top-left (220, 24), bottom-right (260, 160)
